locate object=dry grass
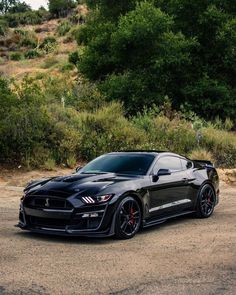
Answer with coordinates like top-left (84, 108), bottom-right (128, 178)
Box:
top-left (217, 169), bottom-right (236, 185)
top-left (0, 16), bottom-right (77, 81)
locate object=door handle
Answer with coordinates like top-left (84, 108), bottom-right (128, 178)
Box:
top-left (182, 178), bottom-right (189, 183)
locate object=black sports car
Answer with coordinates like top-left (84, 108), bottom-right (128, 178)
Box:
top-left (17, 151), bottom-right (219, 239)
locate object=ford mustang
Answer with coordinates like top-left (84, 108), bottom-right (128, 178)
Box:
top-left (17, 151), bottom-right (219, 239)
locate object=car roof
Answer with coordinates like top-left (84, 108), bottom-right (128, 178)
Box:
top-left (108, 150), bottom-right (186, 158)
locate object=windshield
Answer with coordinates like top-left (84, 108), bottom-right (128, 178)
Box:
top-left (80, 154), bottom-right (155, 176)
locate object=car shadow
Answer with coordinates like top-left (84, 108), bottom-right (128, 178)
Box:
top-left (139, 213), bottom-right (194, 235)
top-left (14, 214), bottom-right (194, 244)
top-left (14, 231), bottom-right (114, 244)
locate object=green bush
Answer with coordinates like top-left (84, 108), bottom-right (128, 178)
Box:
top-left (39, 36), bottom-right (58, 54)
top-left (68, 50), bottom-right (80, 65)
top-left (57, 21), bottom-right (71, 36)
top-left (4, 9), bottom-right (49, 28)
top-left (20, 35), bottom-right (37, 48)
top-left (59, 62), bottom-right (75, 72)
top-left (76, 102), bottom-right (146, 160)
top-left (0, 18), bottom-right (8, 36)
top-left (188, 149), bottom-right (215, 164)
top-left (24, 49), bottom-right (41, 59)
top-left (0, 76), bottom-right (235, 168)
top-left (9, 52), bottom-right (23, 61)
top-left (48, 0), bottom-right (76, 18)
top-left (201, 127), bottom-right (236, 167)
top-left (77, 0), bottom-right (236, 121)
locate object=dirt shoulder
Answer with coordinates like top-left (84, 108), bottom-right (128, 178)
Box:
top-left (0, 168), bottom-right (235, 295)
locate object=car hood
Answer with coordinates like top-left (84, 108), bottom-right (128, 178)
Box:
top-left (25, 173), bottom-right (142, 198)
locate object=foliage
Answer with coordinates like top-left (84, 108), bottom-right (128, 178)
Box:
top-left (0, 0), bottom-right (17, 14)
top-left (68, 50), bottom-right (79, 65)
top-left (188, 149), bottom-right (215, 164)
top-left (0, 18), bottom-right (8, 35)
top-left (57, 20), bottom-right (71, 36)
top-left (0, 76), bottom-right (235, 168)
top-left (39, 36), bottom-right (58, 54)
top-left (8, 1), bottom-right (31, 13)
top-left (24, 49), bottom-right (41, 59)
top-left (48, 0), bottom-right (76, 18)
top-left (9, 51), bottom-right (23, 60)
top-left (41, 56), bottom-right (59, 69)
top-left (4, 9), bottom-right (49, 27)
top-left (78, 0), bottom-right (236, 120)
top-left (16, 29), bottom-right (38, 48)
top-left (59, 61), bottom-right (75, 72)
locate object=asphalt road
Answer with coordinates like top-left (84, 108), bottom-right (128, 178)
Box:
top-left (0, 176), bottom-right (235, 295)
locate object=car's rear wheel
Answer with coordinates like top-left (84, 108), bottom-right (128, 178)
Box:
top-left (114, 196), bottom-right (141, 239)
top-left (196, 184), bottom-right (215, 218)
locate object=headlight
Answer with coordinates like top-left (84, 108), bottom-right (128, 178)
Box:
top-left (82, 194), bottom-right (113, 204)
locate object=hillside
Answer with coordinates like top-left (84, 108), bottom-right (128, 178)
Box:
top-left (0, 5), bottom-right (87, 80)
top-left (0, 1), bottom-right (235, 170)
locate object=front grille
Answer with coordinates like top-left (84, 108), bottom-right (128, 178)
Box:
top-left (29, 216), bottom-right (68, 229)
top-left (25, 196), bottom-right (73, 210)
top-left (28, 215), bottom-right (102, 230)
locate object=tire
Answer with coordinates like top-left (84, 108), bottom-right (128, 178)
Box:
top-left (196, 184), bottom-right (216, 218)
top-left (114, 196), bottom-right (141, 239)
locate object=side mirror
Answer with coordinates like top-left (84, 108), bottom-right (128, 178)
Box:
top-left (75, 166), bottom-right (83, 173)
top-left (157, 169), bottom-right (171, 176)
top-left (152, 169), bottom-right (171, 182)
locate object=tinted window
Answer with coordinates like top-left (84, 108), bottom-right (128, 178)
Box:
top-left (181, 159), bottom-right (192, 170)
top-left (154, 156), bottom-right (182, 173)
top-left (80, 154), bottom-right (155, 175)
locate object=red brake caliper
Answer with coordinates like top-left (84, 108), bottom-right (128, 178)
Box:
top-left (130, 207), bottom-right (135, 225)
top-left (208, 193), bottom-right (211, 204)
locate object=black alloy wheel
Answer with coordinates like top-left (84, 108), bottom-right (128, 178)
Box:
top-left (115, 196), bottom-right (141, 239)
top-left (196, 184), bottom-right (215, 218)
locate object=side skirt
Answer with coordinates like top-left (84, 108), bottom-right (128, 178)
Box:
top-left (142, 210), bottom-right (195, 229)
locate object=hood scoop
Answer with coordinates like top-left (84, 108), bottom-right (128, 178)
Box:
top-left (55, 173), bottom-right (117, 183)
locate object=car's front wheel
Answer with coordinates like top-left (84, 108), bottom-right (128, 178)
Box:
top-left (114, 196), bottom-right (141, 239)
top-left (196, 184), bottom-right (216, 218)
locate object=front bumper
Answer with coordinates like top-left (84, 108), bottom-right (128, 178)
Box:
top-left (17, 201), bottom-right (116, 237)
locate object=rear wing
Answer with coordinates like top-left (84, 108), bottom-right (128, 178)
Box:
top-left (193, 160), bottom-right (214, 168)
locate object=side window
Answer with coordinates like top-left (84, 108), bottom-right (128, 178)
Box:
top-left (153, 156), bottom-right (182, 174)
top-left (181, 159), bottom-right (193, 170)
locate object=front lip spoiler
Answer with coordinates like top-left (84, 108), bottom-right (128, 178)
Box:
top-left (16, 223), bottom-right (114, 238)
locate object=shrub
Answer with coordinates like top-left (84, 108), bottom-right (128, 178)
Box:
top-left (57, 21), bottom-right (71, 36)
top-left (0, 19), bottom-right (8, 36)
top-left (188, 149), bottom-right (215, 164)
top-left (0, 76), bottom-right (235, 169)
top-left (39, 36), bottom-right (58, 54)
top-left (68, 50), bottom-right (79, 65)
top-left (59, 62), bottom-right (75, 72)
top-left (201, 127), bottom-right (236, 168)
top-left (20, 34), bottom-right (38, 48)
top-left (9, 52), bottom-right (23, 61)
top-left (49, 0), bottom-right (76, 18)
top-left (25, 49), bottom-right (41, 59)
top-left (41, 57), bottom-right (59, 69)
top-left (4, 10), bottom-right (49, 28)
top-left (66, 155), bottom-right (77, 168)
top-left (76, 102), bottom-right (146, 160)
top-left (42, 158), bottom-right (56, 171)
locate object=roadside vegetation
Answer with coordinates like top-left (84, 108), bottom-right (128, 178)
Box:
top-left (0, 0), bottom-right (235, 169)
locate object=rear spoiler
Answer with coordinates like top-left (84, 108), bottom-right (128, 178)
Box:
top-left (193, 160), bottom-right (214, 167)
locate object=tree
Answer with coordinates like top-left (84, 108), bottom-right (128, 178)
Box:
top-left (8, 1), bottom-right (31, 13)
top-left (48, 0), bottom-right (76, 18)
top-left (77, 1), bottom-right (197, 114)
top-left (0, 0), bottom-right (16, 14)
top-left (76, 0), bottom-right (236, 119)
